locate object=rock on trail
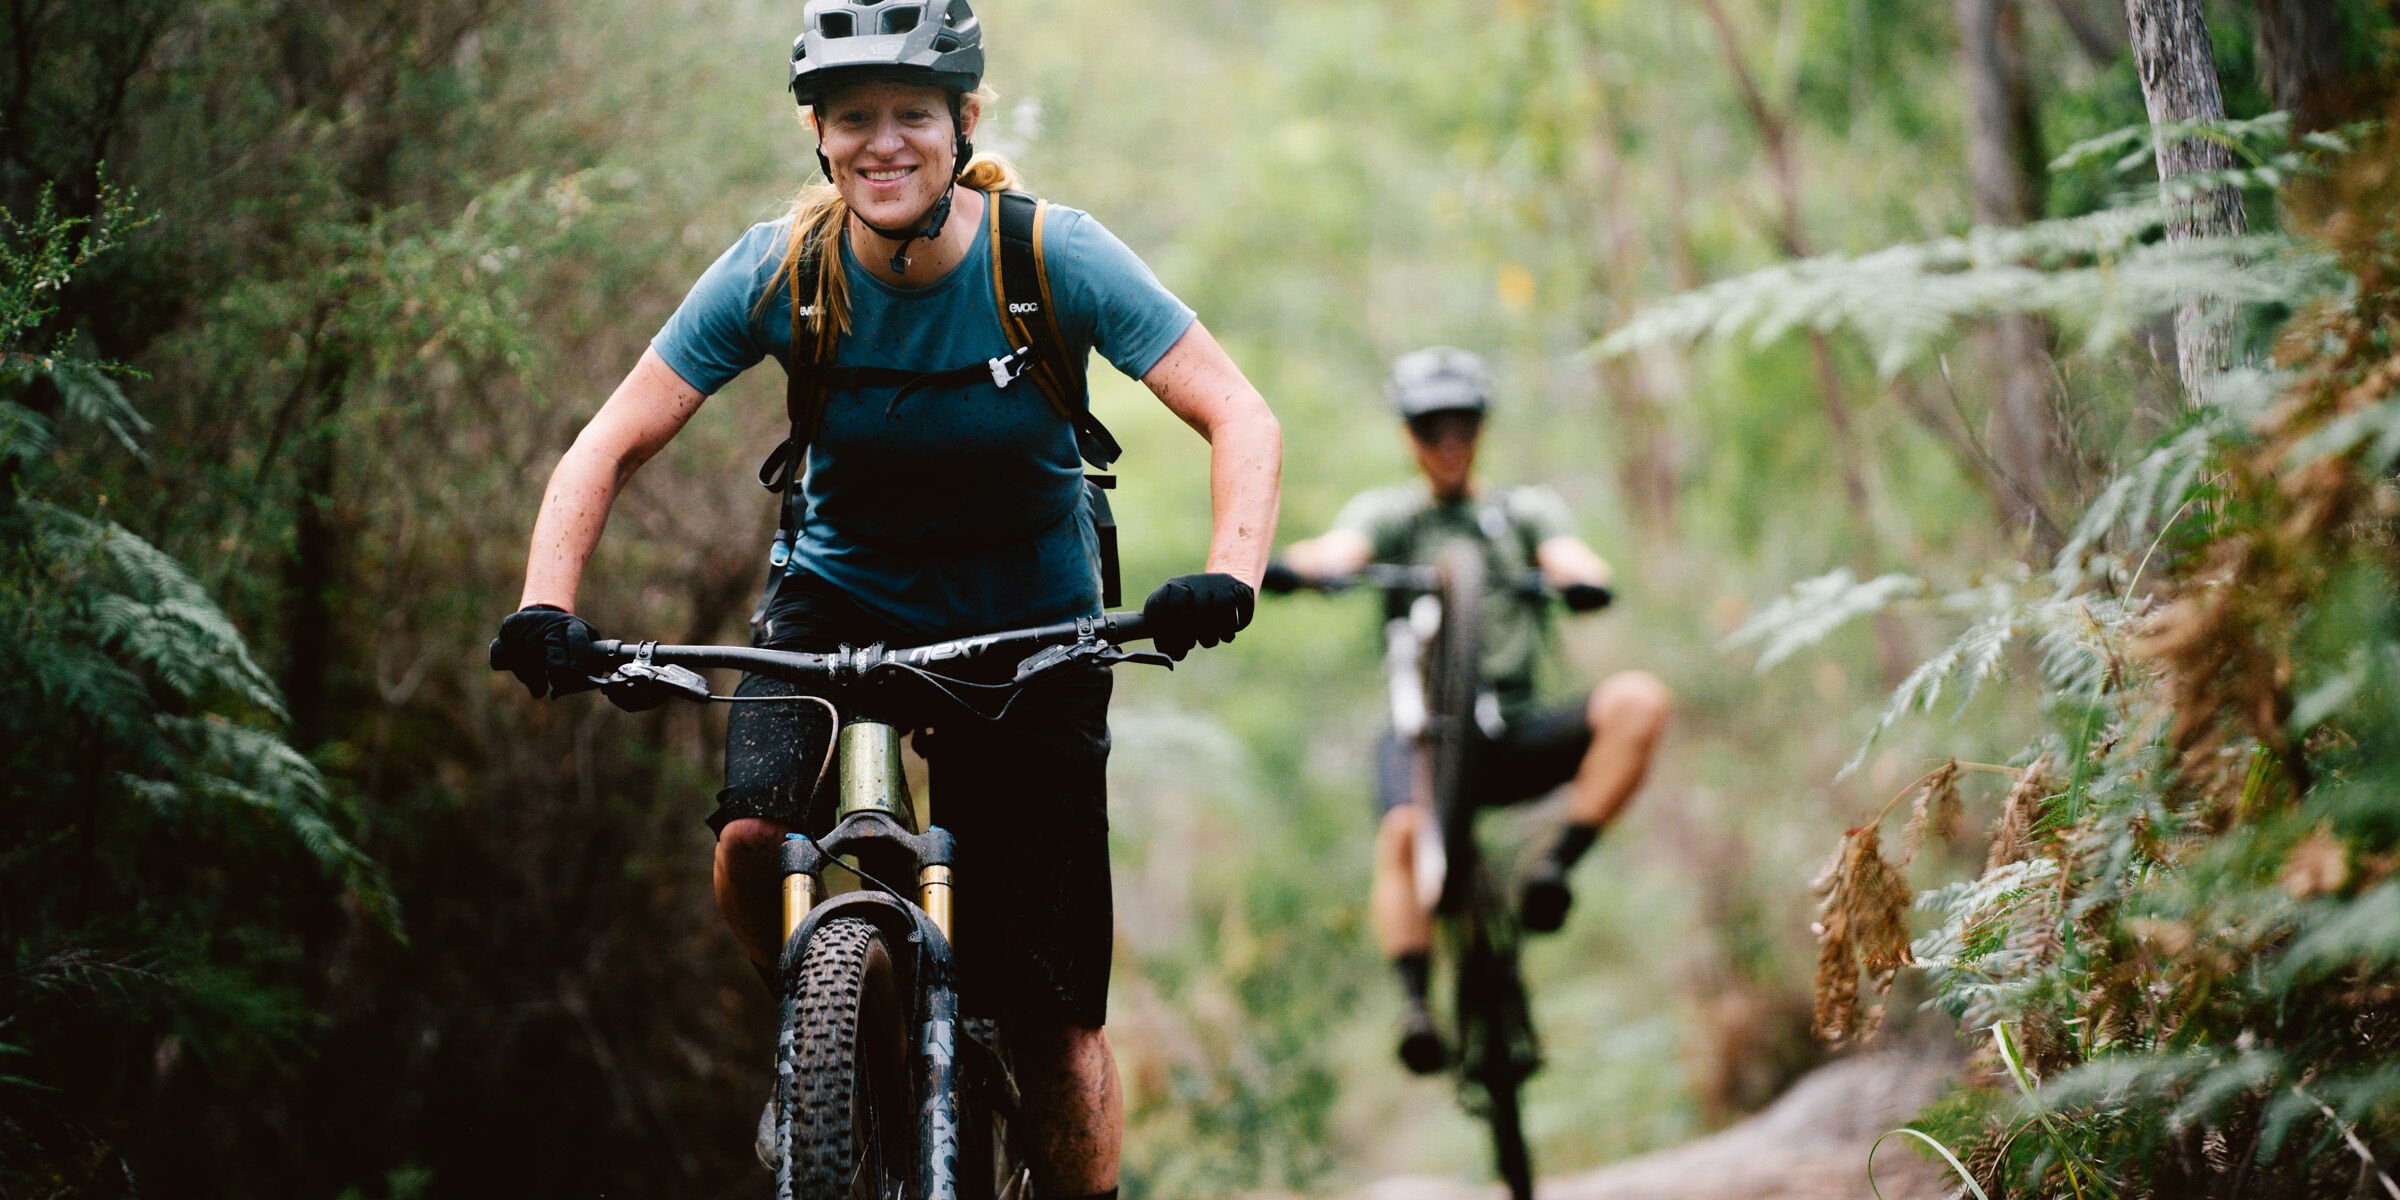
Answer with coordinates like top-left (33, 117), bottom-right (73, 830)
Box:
top-left (1331, 1052), bottom-right (1956, 1200)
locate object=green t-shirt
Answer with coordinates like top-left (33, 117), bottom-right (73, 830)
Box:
top-left (1330, 482), bottom-right (1576, 722)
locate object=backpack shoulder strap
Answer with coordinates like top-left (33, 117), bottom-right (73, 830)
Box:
top-left (990, 189), bottom-right (1121, 469)
top-left (750, 231), bottom-right (838, 634)
top-left (1497, 486), bottom-right (1547, 566)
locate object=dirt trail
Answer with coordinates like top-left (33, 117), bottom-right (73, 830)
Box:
top-left (1331, 1053), bottom-right (1956, 1200)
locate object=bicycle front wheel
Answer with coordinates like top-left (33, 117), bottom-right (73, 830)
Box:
top-left (1426, 539), bottom-right (1487, 913)
top-left (777, 916), bottom-right (915, 1200)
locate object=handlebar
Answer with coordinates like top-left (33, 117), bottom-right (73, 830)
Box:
top-left (1260, 561), bottom-right (1612, 612)
top-left (583, 609), bottom-right (1168, 710)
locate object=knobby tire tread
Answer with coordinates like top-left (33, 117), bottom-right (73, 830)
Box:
top-left (778, 916), bottom-right (910, 1200)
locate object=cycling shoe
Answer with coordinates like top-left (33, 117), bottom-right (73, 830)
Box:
top-left (1518, 859), bottom-right (1573, 934)
top-left (1397, 999), bottom-right (1448, 1075)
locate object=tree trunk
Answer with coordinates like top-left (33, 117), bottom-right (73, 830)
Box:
top-left (2124, 0), bottom-right (2249, 399)
top-left (1589, 83), bottom-right (1682, 551)
top-left (1958, 0), bottom-right (2063, 551)
top-left (2249, 0), bottom-right (2348, 131)
top-left (283, 348), bottom-right (350, 749)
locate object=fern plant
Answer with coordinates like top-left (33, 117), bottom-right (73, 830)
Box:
top-left (1, 180), bottom-right (392, 1189)
top-left (1643, 113), bottom-right (2400, 1197)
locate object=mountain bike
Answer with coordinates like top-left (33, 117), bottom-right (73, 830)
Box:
top-left (582, 609), bottom-right (1173, 1200)
top-left (1266, 541), bottom-right (1603, 1200)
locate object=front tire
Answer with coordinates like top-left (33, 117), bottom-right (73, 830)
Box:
top-left (1426, 539), bottom-right (1487, 913)
top-left (777, 917), bottom-right (914, 1200)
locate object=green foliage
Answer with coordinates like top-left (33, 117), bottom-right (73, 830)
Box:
top-left (1599, 202), bottom-right (2343, 377)
top-left (1714, 111), bottom-right (2400, 1195)
top-left (0, 172), bottom-right (390, 1194)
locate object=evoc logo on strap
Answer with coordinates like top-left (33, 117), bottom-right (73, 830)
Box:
top-left (1008, 301), bottom-right (1040, 315)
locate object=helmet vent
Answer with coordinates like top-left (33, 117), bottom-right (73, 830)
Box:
top-left (880, 6), bottom-right (920, 33)
top-left (817, 11), bottom-right (854, 37)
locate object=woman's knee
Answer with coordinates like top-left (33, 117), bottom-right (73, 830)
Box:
top-left (713, 816), bottom-right (791, 877)
top-left (1591, 670), bottom-right (1672, 742)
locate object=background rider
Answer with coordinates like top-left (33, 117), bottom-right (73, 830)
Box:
top-left (1275, 346), bottom-right (1668, 1074)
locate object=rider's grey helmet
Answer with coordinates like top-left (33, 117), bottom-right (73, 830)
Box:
top-left (1386, 346), bottom-right (1492, 419)
top-left (789, 0), bottom-right (984, 108)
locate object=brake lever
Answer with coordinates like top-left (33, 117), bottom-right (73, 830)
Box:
top-left (1012, 639), bottom-right (1175, 684)
top-left (601, 647), bottom-right (714, 704)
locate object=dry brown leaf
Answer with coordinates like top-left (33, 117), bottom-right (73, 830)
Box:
top-left (1986, 756), bottom-right (2054, 872)
top-left (2126, 916), bottom-right (2196, 958)
top-left (2282, 828), bottom-right (2350, 899)
top-left (1811, 823), bottom-right (1914, 1044)
top-left (1900, 760), bottom-right (1963, 866)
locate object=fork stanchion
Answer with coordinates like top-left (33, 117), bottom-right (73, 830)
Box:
top-left (782, 873), bottom-right (819, 945)
top-left (919, 865), bottom-right (956, 943)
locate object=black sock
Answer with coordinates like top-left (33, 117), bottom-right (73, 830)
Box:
top-left (1394, 951), bottom-right (1432, 1003)
top-left (1548, 823), bottom-right (1600, 872)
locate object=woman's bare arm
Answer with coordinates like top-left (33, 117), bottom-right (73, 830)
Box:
top-left (1139, 321), bottom-right (1282, 590)
top-left (518, 347), bottom-right (709, 610)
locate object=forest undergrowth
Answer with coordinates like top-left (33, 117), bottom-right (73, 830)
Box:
top-left (1690, 112), bottom-right (2400, 1197)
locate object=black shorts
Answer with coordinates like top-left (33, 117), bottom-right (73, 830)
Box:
top-left (1372, 697), bottom-right (1593, 818)
top-left (711, 572), bottom-right (1116, 1028)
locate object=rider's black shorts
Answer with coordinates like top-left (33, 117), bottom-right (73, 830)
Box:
top-left (1371, 697), bottom-right (1594, 817)
top-left (712, 571), bottom-right (1116, 1029)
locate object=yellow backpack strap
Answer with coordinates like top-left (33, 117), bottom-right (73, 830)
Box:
top-left (990, 188), bottom-right (1120, 468)
top-left (751, 237), bottom-right (839, 634)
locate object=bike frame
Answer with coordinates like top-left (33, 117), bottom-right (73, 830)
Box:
top-left (774, 717), bottom-right (971, 1200)
top-left (591, 613), bottom-right (1161, 1200)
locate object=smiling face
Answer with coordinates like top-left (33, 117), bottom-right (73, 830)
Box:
top-left (811, 80), bottom-right (975, 231)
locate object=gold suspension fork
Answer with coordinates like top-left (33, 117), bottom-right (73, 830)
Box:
top-left (783, 871), bottom-right (820, 947)
top-left (919, 863), bottom-right (954, 943)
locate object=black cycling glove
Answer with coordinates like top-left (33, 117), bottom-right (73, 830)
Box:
top-left (1142, 573), bottom-right (1256, 661)
top-left (1560, 582), bottom-right (1614, 613)
top-left (489, 605), bottom-right (604, 698)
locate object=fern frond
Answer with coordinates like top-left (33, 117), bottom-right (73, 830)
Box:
top-left (2168, 1050), bottom-right (2288, 1130)
top-left (45, 358), bottom-right (149, 457)
top-left (1840, 610), bottom-right (2019, 778)
top-left (2035, 1049), bottom-right (2220, 1110)
top-left (2275, 882), bottom-right (2400, 985)
top-left (30, 503), bottom-right (285, 716)
top-left (1596, 204), bottom-right (2342, 377)
top-left (2049, 111), bottom-right (2295, 176)
top-left (0, 394), bottom-right (55, 466)
top-left (1727, 568), bottom-right (1924, 672)
top-left (2287, 386), bottom-right (2400, 472)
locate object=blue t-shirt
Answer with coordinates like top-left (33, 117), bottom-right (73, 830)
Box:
top-left (652, 194), bottom-right (1196, 640)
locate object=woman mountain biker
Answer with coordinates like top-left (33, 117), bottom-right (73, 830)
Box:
top-left (487, 2), bottom-right (1281, 1194)
top-left (1275, 347), bottom-right (1666, 1075)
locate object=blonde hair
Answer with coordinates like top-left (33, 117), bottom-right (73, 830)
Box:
top-left (760, 84), bottom-right (1023, 351)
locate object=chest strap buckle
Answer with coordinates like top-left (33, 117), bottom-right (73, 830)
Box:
top-left (987, 346), bottom-right (1034, 389)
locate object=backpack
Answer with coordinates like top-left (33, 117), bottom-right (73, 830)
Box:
top-left (750, 189), bottom-right (1126, 631)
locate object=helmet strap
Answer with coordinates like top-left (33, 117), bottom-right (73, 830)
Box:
top-left (854, 180), bottom-right (955, 274)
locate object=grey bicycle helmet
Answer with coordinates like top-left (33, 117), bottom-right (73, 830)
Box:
top-left (1386, 346), bottom-right (1492, 418)
top-left (789, 0), bottom-right (984, 107)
